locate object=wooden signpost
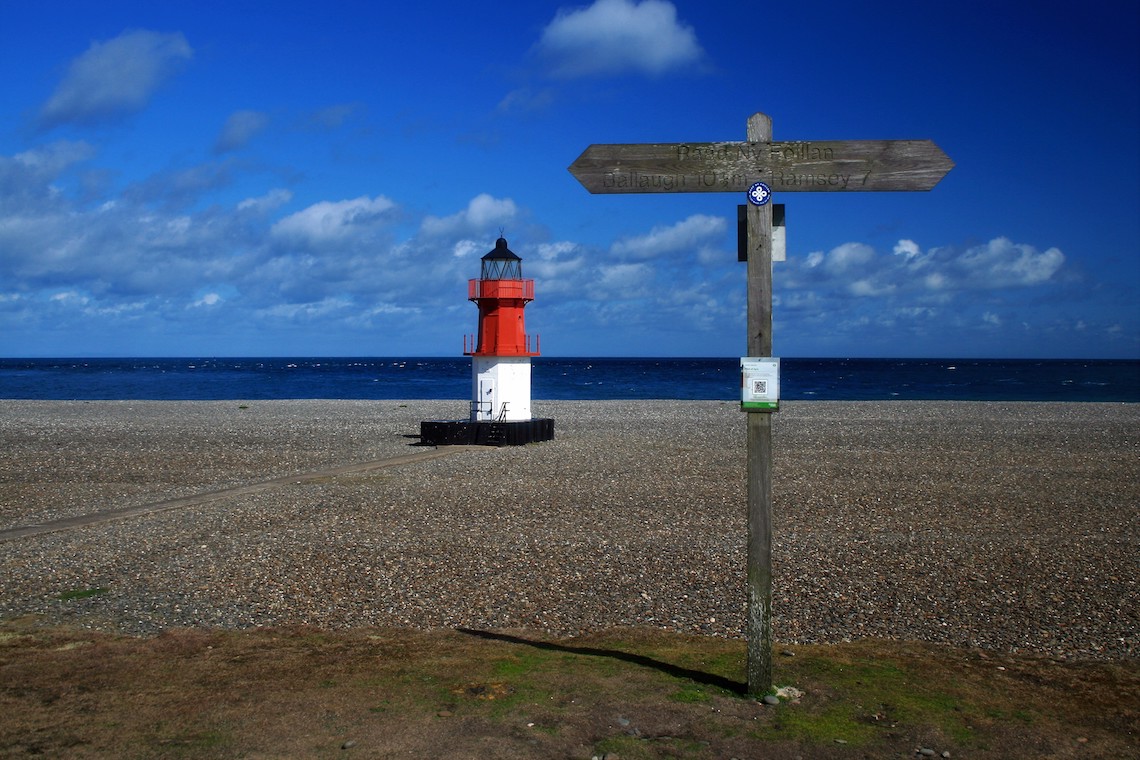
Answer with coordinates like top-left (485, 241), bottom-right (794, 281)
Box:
top-left (569, 112), bottom-right (953, 696)
top-left (569, 138), bottom-right (954, 194)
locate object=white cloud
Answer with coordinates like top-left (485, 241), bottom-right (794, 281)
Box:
top-left (497, 87), bottom-right (555, 114)
top-left (792, 237), bottom-right (1066, 296)
top-left (897, 306), bottom-right (936, 320)
top-left (39, 30), bottom-right (192, 129)
top-left (536, 0), bottom-right (704, 78)
top-left (893, 239), bottom-right (921, 259)
top-left (259, 297), bottom-right (354, 322)
top-left (924, 272), bottom-right (948, 290)
top-left (534, 241), bottom-right (578, 261)
top-left (214, 110), bottom-right (270, 153)
top-left (611, 214), bottom-right (725, 259)
top-left (238, 188), bottom-right (293, 214)
top-left (597, 262), bottom-right (653, 294)
top-left (773, 235), bottom-right (1095, 354)
top-left (466, 194), bottom-right (518, 227)
top-left (50, 290), bottom-right (88, 305)
top-left (15, 141), bottom-right (97, 175)
top-left (527, 241), bottom-right (586, 293)
top-left (957, 236), bottom-right (1064, 287)
top-left (420, 194), bottom-right (518, 237)
top-left (823, 242), bottom-right (875, 273)
top-left (0, 141), bottom-right (97, 214)
top-left (849, 279), bottom-right (895, 297)
top-left (656, 283), bottom-right (727, 328)
top-left (123, 160), bottom-right (236, 209)
top-left (451, 239), bottom-right (483, 259)
top-left (271, 196), bottom-right (397, 247)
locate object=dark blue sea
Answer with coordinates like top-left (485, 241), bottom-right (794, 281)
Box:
top-left (0, 357), bottom-right (1136, 402)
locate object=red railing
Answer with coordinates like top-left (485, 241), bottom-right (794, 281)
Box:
top-left (468, 279), bottom-right (534, 301)
top-left (464, 333), bottom-right (540, 356)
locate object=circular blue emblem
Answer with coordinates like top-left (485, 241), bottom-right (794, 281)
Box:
top-left (747, 181), bottom-right (772, 206)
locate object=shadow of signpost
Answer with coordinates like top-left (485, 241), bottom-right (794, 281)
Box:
top-left (456, 628), bottom-right (747, 696)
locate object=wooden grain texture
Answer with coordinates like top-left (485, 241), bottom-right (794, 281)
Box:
top-left (745, 112), bottom-right (774, 698)
top-left (568, 139), bottom-right (953, 193)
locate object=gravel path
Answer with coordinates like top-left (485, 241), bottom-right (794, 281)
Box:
top-left (1, 399), bottom-right (1136, 661)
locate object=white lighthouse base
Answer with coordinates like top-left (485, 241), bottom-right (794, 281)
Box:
top-left (420, 355), bottom-right (551, 446)
top-left (471, 356), bottom-right (532, 422)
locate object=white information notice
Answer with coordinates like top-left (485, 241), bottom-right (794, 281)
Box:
top-left (740, 357), bottom-right (780, 411)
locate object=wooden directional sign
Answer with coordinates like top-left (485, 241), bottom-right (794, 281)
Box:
top-left (568, 139), bottom-right (954, 193)
top-left (570, 113), bottom-right (953, 699)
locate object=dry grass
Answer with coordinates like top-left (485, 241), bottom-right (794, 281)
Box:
top-left (2, 619), bottom-right (1136, 759)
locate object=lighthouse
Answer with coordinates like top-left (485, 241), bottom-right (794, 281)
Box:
top-left (466, 236), bottom-right (538, 422)
top-left (420, 237), bottom-right (554, 446)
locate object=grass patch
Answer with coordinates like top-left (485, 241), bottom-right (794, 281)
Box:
top-left (770, 644), bottom-right (985, 748)
top-left (668, 682), bottom-right (714, 703)
top-left (56, 587), bottom-right (109, 601)
top-left (491, 650), bottom-right (556, 678)
top-left (759, 700), bottom-right (880, 745)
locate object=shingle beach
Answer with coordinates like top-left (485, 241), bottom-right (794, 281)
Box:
top-left (1, 400), bottom-right (1136, 661)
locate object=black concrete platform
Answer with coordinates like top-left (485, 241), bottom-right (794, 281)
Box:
top-left (419, 418), bottom-right (554, 447)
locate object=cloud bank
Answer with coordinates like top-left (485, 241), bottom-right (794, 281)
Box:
top-left (0, 121), bottom-right (1113, 354)
top-left (2, 127), bottom-right (1124, 358)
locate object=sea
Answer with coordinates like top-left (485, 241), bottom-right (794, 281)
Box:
top-left (0, 357), bottom-right (1136, 403)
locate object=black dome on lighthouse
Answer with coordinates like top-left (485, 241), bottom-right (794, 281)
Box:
top-left (479, 236), bottom-right (523, 280)
top-left (482, 236), bottom-right (521, 261)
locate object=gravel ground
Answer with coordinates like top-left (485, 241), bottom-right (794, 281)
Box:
top-left (0, 399), bottom-right (1136, 661)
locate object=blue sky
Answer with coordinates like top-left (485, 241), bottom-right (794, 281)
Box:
top-left (1, 0), bottom-right (1137, 359)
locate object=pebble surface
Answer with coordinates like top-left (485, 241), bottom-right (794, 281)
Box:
top-left (1, 399), bottom-right (1136, 661)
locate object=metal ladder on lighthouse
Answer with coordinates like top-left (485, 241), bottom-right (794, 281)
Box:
top-left (485, 403), bottom-right (509, 446)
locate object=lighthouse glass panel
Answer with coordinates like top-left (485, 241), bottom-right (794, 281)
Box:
top-left (481, 257), bottom-right (522, 280)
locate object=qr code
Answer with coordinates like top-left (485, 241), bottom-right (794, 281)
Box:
top-left (752, 379), bottom-right (768, 395)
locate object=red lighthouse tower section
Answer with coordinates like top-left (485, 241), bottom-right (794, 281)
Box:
top-left (464, 237), bottom-right (540, 358)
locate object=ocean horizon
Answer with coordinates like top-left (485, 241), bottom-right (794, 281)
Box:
top-left (0, 357), bottom-right (1136, 403)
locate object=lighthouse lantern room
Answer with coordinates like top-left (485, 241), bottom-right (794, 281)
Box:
top-left (420, 237), bottom-right (554, 446)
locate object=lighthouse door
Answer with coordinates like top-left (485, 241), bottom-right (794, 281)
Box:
top-left (476, 380), bottom-right (509, 421)
top-left (472, 379), bottom-right (493, 421)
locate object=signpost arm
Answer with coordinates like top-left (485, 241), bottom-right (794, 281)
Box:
top-left (745, 112), bottom-right (774, 696)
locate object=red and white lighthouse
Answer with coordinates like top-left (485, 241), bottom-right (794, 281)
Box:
top-left (420, 236), bottom-right (553, 446)
top-left (464, 236), bottom-right (539, 422)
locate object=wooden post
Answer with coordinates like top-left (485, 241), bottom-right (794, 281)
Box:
top-left (745, 112), bottom-right (774, 696)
